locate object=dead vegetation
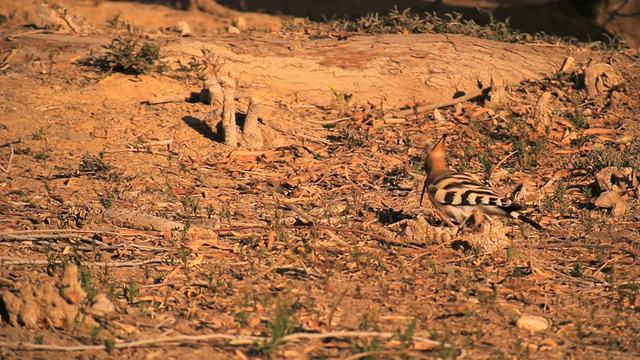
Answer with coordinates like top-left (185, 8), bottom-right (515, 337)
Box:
top-left (0, 1), bottom-right (639, 359)
top-left (281, 6), bottom-right (628, 49)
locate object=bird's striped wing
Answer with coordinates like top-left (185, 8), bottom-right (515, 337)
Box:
top-left (429, 172), bottom-right (514, 209)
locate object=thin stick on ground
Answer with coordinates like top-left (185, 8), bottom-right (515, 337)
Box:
top-left (327, 287), bottom-right (349, 331)
top-left (0, 330), bottom-right (443, 352)
top-left (241, 251), bottom-right (287, 284)
top-left (0, 229), bottom-right (160, 240)
top-left (0, 144), bottom-right (14, 173)
top-left (533, 242), bottom-right (638, 262)
top-left (103, 139), bottom-right (173, 154)
top-left (492, 150), bottom-right (519, 173)
top-left (386, 87), bottom-right (490, 118)
top-left (0, 256), bottom-right (166, 267)
top-left (0, 138), bottom-right (22, 149)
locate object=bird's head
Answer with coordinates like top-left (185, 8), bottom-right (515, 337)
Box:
top-left (423, 134), bottom-right (447, 174)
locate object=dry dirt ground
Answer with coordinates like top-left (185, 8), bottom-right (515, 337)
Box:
top-left (1, 1), bottom-right (640, 359)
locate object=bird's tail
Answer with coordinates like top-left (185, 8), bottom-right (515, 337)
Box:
top-left (508, 210), bottom-right (544, 230)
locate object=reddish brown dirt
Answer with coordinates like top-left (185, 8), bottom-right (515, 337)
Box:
top-left (0, 1), bottom-right (639, 359)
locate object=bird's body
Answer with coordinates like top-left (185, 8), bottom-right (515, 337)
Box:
top-left (421, 135), bottom-right (543, 230)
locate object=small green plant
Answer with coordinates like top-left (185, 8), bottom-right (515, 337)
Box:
top-left (571, 137), bottom-right (640, 173)
top-left (482, 10), bottom-right (515, 41)
top-left (125, 280), bottom-right (139, 304)
top-left (34, 150), bottom-right (50, 162)
top-left (578, 209), bottom-right (596, 233)
top-left (106, 13), bottom-right (128, 28)
top-left (181, 196), bottom-right (199, 218)
top-left (256, 298), bottom-right (297, 354)
top-left (502, 113), bottom-right (545, 170)
top-left (273, 209), bottom-right (287, 243)
top-left (358, 312), bottom-right (371, 330)
top-left (234, 310), bottom-right (249, 325)
top-left (330, 86), bottom-right (352, 106)
top-left (79, 266), bottom-right (97, 301)
top-left (205, 204), bottom-right (216, 218)
top-left (506, 246), bottom-right (520, 260)
top-left (89, 326), bottom-right (101, 339)
top-left (434, 337), bottom-right (458, 359)
top-left (47, 50), bottom-right (56, 75)
top-left (0, 9), bottom-right (18, 24)
top-left (478, 153), bottom-right (493, 178)
top-left (454, 143), bottom-right (473, 172)
top-left (79, 153), bottom-right (116, 179)
top-left (555, 181), bottom-right (569, 214)
top-left (394, 319), bottom-right (416, 349)
top-left (138, 302), bottom-right (146, 316)
top-left (99, 191), bottom-right (115, 209)
top-left (104, 339), bottom-right (115, 353)
top-left (575, 318), bottom-right (586, 339)
top-left (627, 283), bottom-right (638, 308)
top-left (568, 108), bottom-right (586, 129)
top-left (178, 247), bottom-right (192, 272)
top-left (32, 127), bottom-right (48, 140)
top-left (572, 262), bottom-right (584, 278)
top-left (350, 337), bottom-right (382, 356)
top-left (91, 36), bottom-right (165, 75)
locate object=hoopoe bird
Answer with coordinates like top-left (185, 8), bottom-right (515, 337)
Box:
top-left (420, 135), bottom-right (543, 230)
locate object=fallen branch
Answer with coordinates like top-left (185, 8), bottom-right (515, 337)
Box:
top-left (1, 233), bottom-right (97, 243)
top-left (103, 208), bottom-right (219, 239)
top-left (386, 87), bottom-right (490, 118)
top-left (0, 256), bottom-right (165, 267)
top-left (241, 252), bottom-right (287, 284)
top-left (103, 139), bottom-right (174, 154)
top-left (140, 94), bottom-right (190, 105)
top-left (0, 144), bottom-right (14, 173)
top-left (0, 233), bottom-right (172, 253)
top-left (533, 242), bottom-right (638, 262)
top-left (0, 330), bottom-right (443, 352)
top-left (0, 138), bottom-right (22, 149)
top-left (0, 229), bottom-right (157, 237)
top-left (274, 266), bottom-right (325, 279)
top-left (0, 29), bottom-right (47, 41)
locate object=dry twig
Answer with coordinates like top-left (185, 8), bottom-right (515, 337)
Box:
top-left (0, 256), bottom-right (165, 267)
top-left (0, 330), bottom-right (443, 352)
top-left (386, 87), bottom-right (490, 118)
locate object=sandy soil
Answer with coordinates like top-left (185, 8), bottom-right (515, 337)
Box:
top-left (0, 1), bottom-right (639, 359)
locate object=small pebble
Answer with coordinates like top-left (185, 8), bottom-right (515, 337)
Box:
top-left (516, 315), bottom-right (550, 333)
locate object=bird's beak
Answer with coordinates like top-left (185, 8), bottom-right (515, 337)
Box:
top-left (419, 180), bottom-right (428, 206)
top-left (433, 134), bottom-right (447, 155)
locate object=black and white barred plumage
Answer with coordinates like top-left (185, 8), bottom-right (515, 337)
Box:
top-left (420, 135), bottom-right (543, 230)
